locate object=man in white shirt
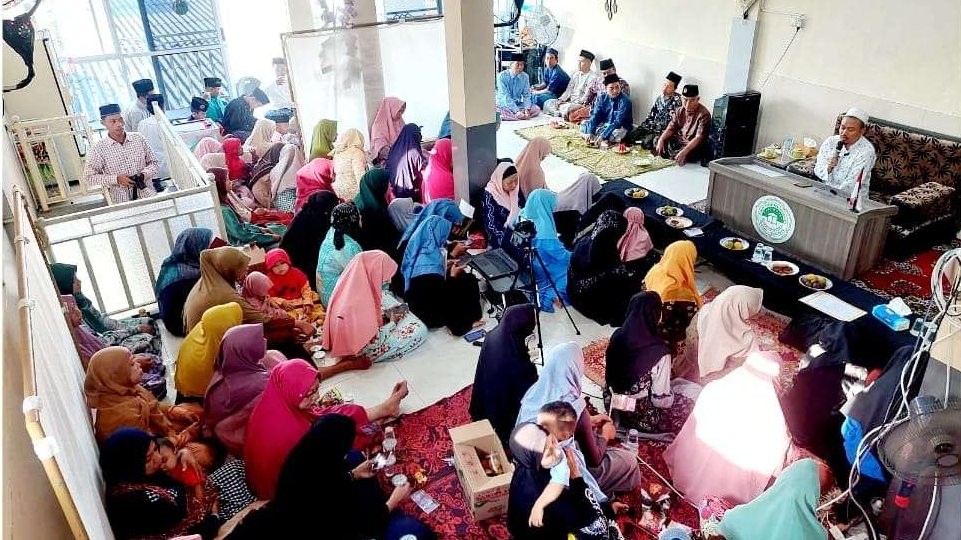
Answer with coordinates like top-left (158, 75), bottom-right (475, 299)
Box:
top-left (123, 79), bottom-right (156, 133)
top-left (136, 94), bottom-right (169, 182)
top-left (263, 57), bottom-right (293, 110)
top-left (84, 104), bottom-right (159, 203)
top-left (815, 107), bottom-right (877, 211)
top-left (544, 49), bottom-right (597, 118)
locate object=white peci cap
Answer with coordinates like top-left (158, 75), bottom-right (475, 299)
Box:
top-left (844, 107), bottom-right (869, 125)
top-left (459, 199), bottom-right (475, 219)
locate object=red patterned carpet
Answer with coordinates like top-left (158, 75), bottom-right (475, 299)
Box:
top-left (852, 240), bottom-right (959, 314)
top-left (391, 385), bottom-right (700, 539)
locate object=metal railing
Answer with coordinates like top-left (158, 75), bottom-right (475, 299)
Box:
top-left (37, 106), bottom-right (225, 316)
top-left (10, 185), bottom-right (91, 539)
top-left (6, 115), bottom-right (101, 212)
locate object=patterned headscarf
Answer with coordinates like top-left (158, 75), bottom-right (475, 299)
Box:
top-left (330, 202), bottom-right (361, 250)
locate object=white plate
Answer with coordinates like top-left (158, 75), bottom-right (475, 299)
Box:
top-left (633, 157), bottom-right (654, 167)
top-left (719, 237), bottom-right (750, 251)
top-left (624, 187), bottom-right (649, 199)
top-left (656, 206), bottom-right (684, 217)
top-left (765, 261), bottom-right (800, 276)
top-left (799, 274), bottom-right (833, 291)
top-left (666, 216), bottom-right (693, 229)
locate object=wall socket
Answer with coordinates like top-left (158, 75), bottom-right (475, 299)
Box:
top-left (793, 14), bottom-right (806, 29)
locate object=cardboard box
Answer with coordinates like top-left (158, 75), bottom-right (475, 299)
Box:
top-left (449, 420), bottom-right (514, 521)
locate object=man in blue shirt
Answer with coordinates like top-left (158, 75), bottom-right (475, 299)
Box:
top-left (496, 53), bottom-right (540, 121)
top-left (584, 74), bottom-right (633, 144)
top-left (531, 48), bottom-right (570, 110)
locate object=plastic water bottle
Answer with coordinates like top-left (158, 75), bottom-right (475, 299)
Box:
top-left (626, 429), bottom-right (640, 452)
top-left (752, 243), bottom-right (766, 263)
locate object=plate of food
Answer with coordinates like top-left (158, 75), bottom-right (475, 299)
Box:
top-left (549, 120), bottom-right (567, 129)
top-left (720, 237), bottom-right (750, 251)
top-left (612, 143), bottom-right (631, 154)
top-left (656, 206), bottom-right (684, 217)
top-left (632, 156), bottom-right (654, 167)
top-left (765, 261), bottom-right (800, 276)
top-left (624, 187), bottom-right (649, 199)
top-left (666, 216), bottom-right (694, 229)
top-left (799, 273), bottom-right (833, 291)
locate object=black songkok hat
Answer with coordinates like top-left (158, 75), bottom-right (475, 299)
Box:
top-left (666, 72), bottom-right (682, 86)
top-left (203, 77), bottom-right (222, 88)
top-left (265, 109), bottom-right (292, 123)
top-left (598, 58), bottom-right (615, 71)
top-left (191, 96), bottom-right (209, 112)
top-left (603, 74), bottom-right (620, 86)
top-left (681, 84), bottom-right (699, 98)
top-left (99, 103), bottom-right (122, 117)
top-left (579, 50), bottom-right (595, 61)
top-left (131, 78), bottom-right (154, 95)
top-left (510, 52), bottom-right (526, 62)
top-left (545, 48), bottom-right (559, 58)
top-left (145, 93), bottom-right (165, 111)
top-left (250, 87), bottom-right (269, 105)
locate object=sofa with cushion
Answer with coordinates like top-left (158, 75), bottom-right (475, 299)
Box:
top-left (787, 115), bottom-right (961, 256)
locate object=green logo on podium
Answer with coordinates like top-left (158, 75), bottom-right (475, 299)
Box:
top-left (752, 195), bottom-right (795, 244)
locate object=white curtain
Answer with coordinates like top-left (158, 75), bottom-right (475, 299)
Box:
top-left (286, 17), bottom-right (450, 152)
top-left (11, 202), bottom-right (115, 538)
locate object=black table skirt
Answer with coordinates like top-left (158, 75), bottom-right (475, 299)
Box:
top-left (592, 179), bottom-right (915, 359)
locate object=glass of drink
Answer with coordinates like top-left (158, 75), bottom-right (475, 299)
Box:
top-left (382, 426), bottom-right (397, 466)
top-left (627, 429), bottom-right (640, 451)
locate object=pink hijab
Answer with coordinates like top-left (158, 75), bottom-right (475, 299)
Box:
top-left (663, 351), bottom-right (790, 505)
top-left (244, 359), bottom-right (318, 499)
top-left (369, 97), bottom-right (407, 160)
top-left (322, 250), bottom-right (397, 357)
top-left (618, 207), bottom-right (653, 261)
top-left (244, 359), bottom-right (370, 499)
top-left (514, 137), bottom-right (551, 197)
top-left (294, 158), bottom-right (336, 212)
top-left (485, 162), bottom-right (522, 224)
top-left (241, 272), bottom-right (289, 319)
top-left (424, 138), bottom-right (455, 202)
top-left (696, 285), bottom-right (764, 378)
top-left (193, 137), bottom-right (223, 160)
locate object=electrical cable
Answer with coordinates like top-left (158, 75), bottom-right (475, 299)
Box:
top-left (917, 481), bottom-right (939, 540)
top-left (635, 455), bottom-right (697, 509)
top-left (759, 27), bottom-right (800, 90)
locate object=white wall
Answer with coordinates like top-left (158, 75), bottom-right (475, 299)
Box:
top-left (544, 0), bottom-right (961, 151)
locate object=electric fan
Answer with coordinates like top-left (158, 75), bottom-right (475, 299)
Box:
top-left (879, 396), bottom-right (961, 486)
top-left (520, 5), bottom-right (559, 46)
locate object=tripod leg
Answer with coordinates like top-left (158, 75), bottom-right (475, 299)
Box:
top-left (532, 250), bottom-right (581, 335)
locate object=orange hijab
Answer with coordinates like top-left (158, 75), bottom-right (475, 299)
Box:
top-left (644, 240), bottom-right (702, 306)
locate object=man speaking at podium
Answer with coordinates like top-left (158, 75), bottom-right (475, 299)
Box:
top-left (815, 107), bottom-right (876, 211)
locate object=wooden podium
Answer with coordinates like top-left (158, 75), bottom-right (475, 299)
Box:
top-left (706, 157), bottom-right (897, 280)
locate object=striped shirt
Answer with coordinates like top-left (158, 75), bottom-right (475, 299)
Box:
top-left (83, 132), bottom-right (160, 203)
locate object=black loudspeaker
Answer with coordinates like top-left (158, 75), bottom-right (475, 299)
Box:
top-left (710, 91), bottom-right (761, 159)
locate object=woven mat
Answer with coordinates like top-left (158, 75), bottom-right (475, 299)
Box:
top-left (391, 385), bottom-right (700, 539)
top-left (514, 124), bottom-right (675, 180)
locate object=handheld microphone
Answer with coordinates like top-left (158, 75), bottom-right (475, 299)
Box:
top-left (835, 140), bottom-right (844, 159)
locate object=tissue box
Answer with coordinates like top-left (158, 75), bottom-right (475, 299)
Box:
top-left (449, 420), bottom-right (514, 521)
top-left (872, 305), bottom-right (909, 332)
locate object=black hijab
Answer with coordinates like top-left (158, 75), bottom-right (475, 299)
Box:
top-left (576, 192), bottom-right (626, 232)
top-left (228, 414), bottom-right (389, 540)
top-left (605, 292), bottom-right (670, 393)
top-left (279, 190), bottom-right (339, 285)
top-left (571, 210), bottom-right (628, 277)
top-left (469, 303), bottom-right (538, 445)
top-left (849, 345), bottom-right (927, 436)
top-left (330, 202), bottom-right (362, 250)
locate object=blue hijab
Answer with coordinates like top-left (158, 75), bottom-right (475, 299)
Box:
top-left (517, 188), bottom-right (558, 240)
top-left (400, 215), bottom-right (451, 290)
top-left (155, 227), bottom-right (213, 294)
top-left (385, 123), bottom-right (426, 196)
top-left (398, 199), bottom-right (464, 246)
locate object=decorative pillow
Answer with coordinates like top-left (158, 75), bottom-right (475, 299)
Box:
top-left (890, 181), bottom-right (955, 223)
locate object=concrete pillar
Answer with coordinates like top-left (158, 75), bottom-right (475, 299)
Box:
top-left (444, 0), bottom-right (497, 205)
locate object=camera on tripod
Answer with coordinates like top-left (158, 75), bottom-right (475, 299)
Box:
top-left (510, 219), bottom-right (537, 249)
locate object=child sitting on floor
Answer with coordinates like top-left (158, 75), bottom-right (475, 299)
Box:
top-left (264, 248), bottom-right (325, 326)
top-left (241, 272), bottom-right (291, 320)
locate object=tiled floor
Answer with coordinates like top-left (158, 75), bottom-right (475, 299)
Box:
top-left (162, 118), bottom-right (714, 414)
